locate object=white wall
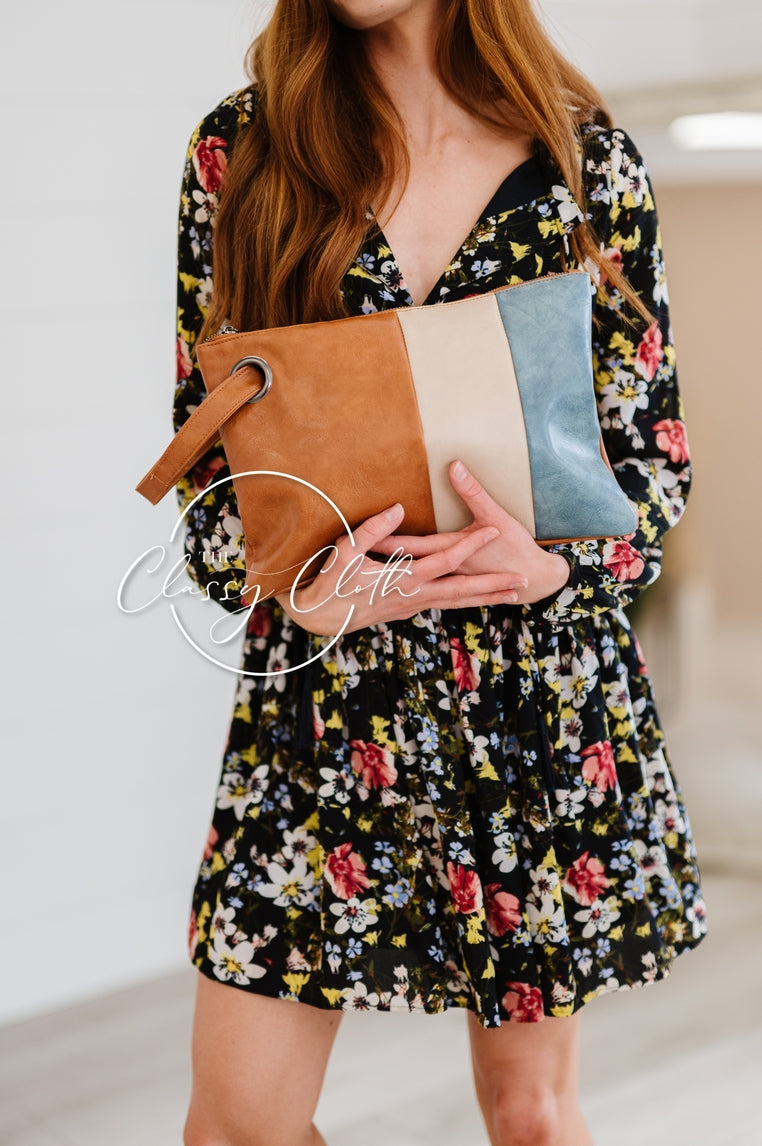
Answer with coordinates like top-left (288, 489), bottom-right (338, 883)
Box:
top-left (1, 0), bottom-right (759, 1026)
top-left (0, 0), bottom-right (267, 1026)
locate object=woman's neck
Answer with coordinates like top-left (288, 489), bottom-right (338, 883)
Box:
top-left (362, 1), bottom-right (463, 149)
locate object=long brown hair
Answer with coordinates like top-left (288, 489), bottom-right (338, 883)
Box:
top-left (204, 0), bottom-right (649, 338)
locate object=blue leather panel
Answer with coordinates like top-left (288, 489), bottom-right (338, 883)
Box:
top-left (495, 274), bottom-right (637, 540)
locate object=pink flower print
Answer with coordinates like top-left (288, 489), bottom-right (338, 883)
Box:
top-left (350, 740), bottom-right (398, 789)
top-left (635, 321), bottom-right (664, 381)
top-left (580, 741), bottom-right (618, 793)
top-left (564, 851), bottom-right (611, 906)
top-left (246, 604), bottom-right (273, 639)
top-left (602, 539), bottom-right (645, 582)
top-left (176, 335), bottom-right (193, 380)
top-left (325, 843), bottom-right (371, 900)
top-left (450, 637), bottom-right (480, 692)
top-left (190, 454), bottom-right (226, 493)
top-left (653, 418), bottom-right (689, 465)
top-left (203, 825), bottom-right (219, 861)
top-left (446, 862), bottom-right (483, 914)
top-left (502, 981), bottom-right (545, 1022)
top-left (192, 135), bottom-right (228, 193)
top-left (484, 883), bottom-right (522, 936)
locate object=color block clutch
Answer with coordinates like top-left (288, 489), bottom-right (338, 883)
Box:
top-left (137, 271), bottom-right (636, 603)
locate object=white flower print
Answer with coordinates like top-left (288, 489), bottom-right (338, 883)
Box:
top-left (653, 797), bottom-right (686, 839)
top-left (192, 188), bottom-right (218, 223)
top-left (330, 645), bottom-right (362, 694)
top-left (686, 899), bottom-right (708, 940)
top-left (257, 857), bottom-right (316, 908)
top-left (210, 903), bottom-right (237, 938)
top-left (551, 981), bottom-right (576, 1007)
top-left (209, 935), bottom-right (266, 985)
top-left (651, 253), bottom-right (669, 306)
top-left (329, 897), bottom-right (379, 935)
top-left (318, 766), bottom-right (355, 805)
top-left (264, 642), bottom-right (290, 691)
top-left (529, 865), bottom-right (560, 899)
top-left (551, 183), bottom-right (584, 226)
top-left (574, 896), bottom-right (622, 938)
top-left (558, 644), bottom-right (600, 711)
top-left (281, 827), bottom-right (316, 863)
top-left (607, 133), bottom-right (648, 205)
top-left (554, 787), bottom-right (587, 819)
top-left (235, 676), bottom-right (256, 709)
top-left (641, 951), bottom-right (658, 983)
top-left (196, 275), bottom-right (213, 311)
top-left (611, 157), bottom-right (648, 205)
top-left (527, 897), bottom-right (567, 945)
top-left (560, 715), bottom-right (583, 753)
top-left (491, 831), bottom-right (518, 874)
top-left (341, 980), bottom-right (380, 1011)
top-left (633, 840), bottom-right (672, 883)
top-left (598, 370), bottom-right (650, 426)
top-left (216, 765), bottom-right (269, 821)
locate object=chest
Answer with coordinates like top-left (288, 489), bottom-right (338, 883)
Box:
top-left (375, 131), bottom-right (534, 306)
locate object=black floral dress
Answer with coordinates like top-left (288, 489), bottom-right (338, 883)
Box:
top-left (174, 90), bottom-right (706, 1027)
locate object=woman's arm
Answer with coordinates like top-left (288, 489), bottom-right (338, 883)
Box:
top-left (371, 130), bottom-right (688, 626)
top-left (172, 94), bottom-right (252, 614)
top-left (534, 128), bottom-right (690, 626)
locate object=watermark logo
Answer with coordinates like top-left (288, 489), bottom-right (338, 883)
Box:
top-left (117, 471), bottom-right (419, 677)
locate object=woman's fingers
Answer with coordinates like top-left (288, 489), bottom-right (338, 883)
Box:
top-left (415, 525), bottom-right (524, 586)
top-left (449, 459), bottom-right (504, 521)
top-left (371, 529), bottom-right (472, 558)
top-left (334, 503), bottom-right (406, 561)
top-left (405, 570), bottom-right (526, 611)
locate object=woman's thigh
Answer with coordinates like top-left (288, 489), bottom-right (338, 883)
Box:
top-left (184, 972), bottom-right (342, 1146)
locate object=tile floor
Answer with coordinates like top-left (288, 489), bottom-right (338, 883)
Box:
top-left (1, 873), bottom-right (760, 1146)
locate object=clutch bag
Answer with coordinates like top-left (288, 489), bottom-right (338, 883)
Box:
top-left (137, 271), bottom-right (636, 603)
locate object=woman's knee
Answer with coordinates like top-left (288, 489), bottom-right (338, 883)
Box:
top-left (487, 1086), bottom-right (565, 1146)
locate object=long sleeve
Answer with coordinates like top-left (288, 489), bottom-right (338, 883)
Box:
top-left (532, 129), bottom-right (690, 628)
top-left (172, 92), bottom-right (252, 613)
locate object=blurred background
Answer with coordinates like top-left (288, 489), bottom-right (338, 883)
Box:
top-left (1, 1), bottom-right (760, 1144)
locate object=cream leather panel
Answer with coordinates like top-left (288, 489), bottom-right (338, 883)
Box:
top-left (397, 295), bottom-right (536, 536)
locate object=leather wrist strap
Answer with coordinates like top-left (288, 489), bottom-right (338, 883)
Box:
top-left (135, 366), bottom-right (263, 504)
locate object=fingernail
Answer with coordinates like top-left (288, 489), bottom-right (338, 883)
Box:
top-left (512, 580), bottom-right (529, 590)
top-left (483, 528), bottom-right (500, 543)
top-left (384, 503), bottom-right (403, 522)
top-left (452, 460), bottom-right (466, 481)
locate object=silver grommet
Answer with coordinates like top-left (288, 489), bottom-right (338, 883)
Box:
top-left (230, 355), bottom-right (273, 403)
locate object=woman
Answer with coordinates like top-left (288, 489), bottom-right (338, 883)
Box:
top-left (174, 2), bottom-right (707, 1144)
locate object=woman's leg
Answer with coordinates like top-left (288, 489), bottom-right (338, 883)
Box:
top-left (183, 972), bottom-right (342, 1146)
top-left (468, 1011), bottom-right (594, 1146)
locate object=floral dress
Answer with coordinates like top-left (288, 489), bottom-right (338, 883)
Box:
top-left (174, 89), bottom-right (707, 1027)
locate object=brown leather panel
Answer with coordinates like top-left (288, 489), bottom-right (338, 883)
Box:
top-left (196, 310), bottom-right (436, 602)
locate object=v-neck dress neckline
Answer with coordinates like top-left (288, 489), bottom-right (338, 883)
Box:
top-left (372, 150), bottom-right (550, 307)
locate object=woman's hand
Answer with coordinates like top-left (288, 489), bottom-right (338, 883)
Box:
top-left (371, 461), bottom-right (571, 607)
top-left (274, 499), bottom-right (531, 636)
